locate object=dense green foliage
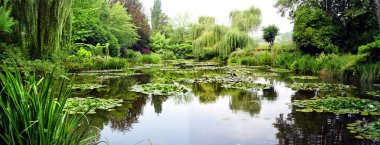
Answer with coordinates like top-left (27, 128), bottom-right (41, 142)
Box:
top-left (0, 66), bottom-right (93, 144)
top-left (0, 3), bottom-right (15, 34)
top-left (276, 0), bottom-right (379, 53)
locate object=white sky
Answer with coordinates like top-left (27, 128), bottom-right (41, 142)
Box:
top-left (141, 0), bottom-right (293, 34)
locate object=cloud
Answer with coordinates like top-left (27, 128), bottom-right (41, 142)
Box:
top-left (141, 0), bottom-right (293, 34)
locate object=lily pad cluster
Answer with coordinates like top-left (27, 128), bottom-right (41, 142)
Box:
top-left (288, 83), bottom-right (353, 91)
top-left (290, 76), bottom-right (319, 80)
top-left (271, 68), bottom-right (292, 73)
top-left (131, 83), bottom-right (192, 97)
top-left (293, 97), bottom-right (380, 115)
top-left (222, 82), bottom-right (272, 91)
top-left (186, 74), bottom-right (255, 84)
top-left (367, 91), bottom-right (380, 97)
top-left (71, 83), bottom-right (105, 90)
top-left (347, 120), bottom-right (380, 140)
top-left (64, 97), bottom-right (124, 114)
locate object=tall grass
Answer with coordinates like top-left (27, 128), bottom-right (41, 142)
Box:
top-left (0, 66), bottom-right (93, 145)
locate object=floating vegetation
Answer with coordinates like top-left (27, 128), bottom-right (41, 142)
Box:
top-left (271, 68), bottom-right (292, 73)
top-left (109, 72), bottom-right (141, 76)
top-left (347, 120), bottom-right (380, 140)
top-left (222, 82), bottom-right (272, 91)
top-left (290, 76), bottom-right (319, 80)
top-left (252, 72), bottom-right (279, 77)
top-left (96, 75), bottom-right (122, 79)
top-left (186, 74), bottom-right (256, 84)
top-left (194, 66), bottom-right (222, 70)
top-left (64, 97), bottom-right (124, 114)
top-left (71, 83), bottom-right (105, 90)
top-left (288, 83), bottom-right (353, 91)
top-left (367, 91), bottom-right (380, 97)
top-left (293, 97), bottom-right (380, 115)
top-left (131, 83), bottom-right (192, 97)
top-left (80, 69), bottom-right (124, 73)
top-left (159, 67), bottom-right (181, 71)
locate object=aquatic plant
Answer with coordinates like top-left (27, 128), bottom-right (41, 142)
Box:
top-left (347, 120), bottom-right (380, 140)
top-left (367, 91), bottom-right (380, 97)
top-left (222, 82), bottom-right (272, 91)
top-left (64, 97), bottom-right (124, 114)
top-left (289, 75), bottom-right (319, 80)
top-left (131, 83), bottom-right (192, 97)
top-left (71, 83), bottom-right (105, 90)
top-left (186, 74), bottom-right (256, 84)
top-left (288, 83), bottom-right (353, 91)
top-left (0, 66), bottom-right (93, 144)
top-left (293, 97), bottom-right (380, 115)
top-left (271, 68), bottom-right (292, 73)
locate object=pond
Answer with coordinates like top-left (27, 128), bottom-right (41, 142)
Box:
top-left (70, 61), bottom-right (380, 145)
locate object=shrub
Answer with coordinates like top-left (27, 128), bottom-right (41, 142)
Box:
top-left (358, 40), bottom-right (380, 62)
top-left (290, 55), bottom-right (322, 74)
top-left (158, 50), bottom-right (176, 60)
top-left (273, 52), bottom-right (300, 69)
top-left (137, 53), bottom-right (162, 64)
top-left (121, 48), bottom-right (141, 59)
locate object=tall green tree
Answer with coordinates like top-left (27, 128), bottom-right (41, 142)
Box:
top-left (9, 0), bottom-right (72, 59)
top-left (151, 0), bottom-right (162, 33)
top-left (275, 0), bottom-right (379, 53)
top-left (262, 25), bottom-right (279, 49)
top-left (111, 0), bottom-right (152, 51)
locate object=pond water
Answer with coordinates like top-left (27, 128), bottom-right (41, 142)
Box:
top-left (70, 61), bottom-right (380, 145)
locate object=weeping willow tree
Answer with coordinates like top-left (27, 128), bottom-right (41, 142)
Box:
top-left (9, 0), bottom-right (72, 60)
top-left (192, 7), bottom-right (261, 60)
top-left (230, 6), bottom-right (262, 34)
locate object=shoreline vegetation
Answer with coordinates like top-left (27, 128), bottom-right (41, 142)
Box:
top-left (0, 0), bottom-right (380, 144)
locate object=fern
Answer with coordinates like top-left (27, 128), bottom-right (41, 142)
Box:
top-left (0, 4), bottom-right (16, 34)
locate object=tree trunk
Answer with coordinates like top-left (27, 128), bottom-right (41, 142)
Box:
top-left (11, 0), bottom-right (72, 60)
top-left (375, 0), bottom-right (380, 30)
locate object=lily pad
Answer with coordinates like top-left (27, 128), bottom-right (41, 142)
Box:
top-left (131, 83), bottom-right (192, 97)
top-left (347, 120), bottom-right (380, 140)
top-left (293, 97), bottom-right (380, 115)
top-left (271, 68), bottom-right (292, 73)
top-left (367, 91), bottom-right (380, 97)
top-left (71, 83), bottom-right (105, 90)
top-left (64, 97), bottom-right (124, 114)
top-left (222, 82), bottom-right (272, 91)
top-left (287, 83), bottom-right (353, 91)
top-left (290, 76), bottom-right (319, 80)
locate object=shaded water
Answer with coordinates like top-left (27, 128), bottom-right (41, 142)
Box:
top-left (71, 62), bottom-right (380, 145)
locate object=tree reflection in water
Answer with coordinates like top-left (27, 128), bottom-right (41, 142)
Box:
top-left (273, 106), bottom-right (378, 145)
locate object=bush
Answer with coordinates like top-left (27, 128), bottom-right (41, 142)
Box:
top-left (158, 50), bottom-right (176, 60)
top-left (273, 52), bottom-right (301, 69)
top-left (290, 55), bottom-right (322, 74)
top-left (358, 40), bottom-right (380, 62)
top-left (137, 53), bottom-right (162, 64)
top-left (121, 48), bottom-right (141, 59)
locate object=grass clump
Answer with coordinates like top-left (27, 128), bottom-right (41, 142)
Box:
top-left (0, 66), bottom-right (93, 144)
top-left (293, 97), bottom-right (380, 115)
